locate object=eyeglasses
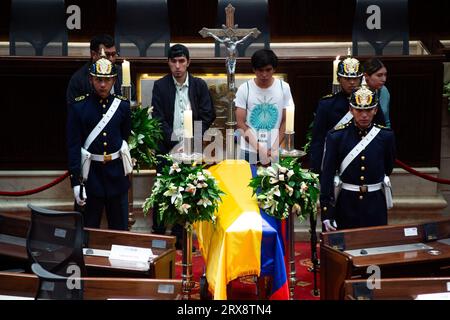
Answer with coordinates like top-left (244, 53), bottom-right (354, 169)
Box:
top-left (96, 51), bottom-right (119, 59)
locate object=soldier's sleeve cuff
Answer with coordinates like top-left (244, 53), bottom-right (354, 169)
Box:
top-left (69, 173), bottom-right (80, 188)
top-left (320, 205), bottom-right (335, 221)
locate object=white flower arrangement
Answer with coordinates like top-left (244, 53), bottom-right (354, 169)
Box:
top-left (249, 157), bottom-right (320, 221)
top-left (143, 155), bottom-right (225, 230)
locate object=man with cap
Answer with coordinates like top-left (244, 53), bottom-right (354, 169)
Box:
top-left (319, 86), bottom-right (395, 231)
top-left (310, 55), bottom-right (386, 174)
top-left (151, 43), bottom-right (215, 247)
top-left (67, 50), bottom-right (132, 230)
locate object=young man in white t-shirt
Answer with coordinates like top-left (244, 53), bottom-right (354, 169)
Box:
top-left (234, 49), bottom-right (294, 164)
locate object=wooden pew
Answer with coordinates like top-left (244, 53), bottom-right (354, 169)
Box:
top-left (344, 277), bottom-right (450, 300)
top-left (0, 271), bottom-right (182, 300)
top-left (320, 218), bottom-right (450, 300)
top-left (0, 212), bottom-right (176, 279)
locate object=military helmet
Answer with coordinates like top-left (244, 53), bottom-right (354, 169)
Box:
top-left (337, 56), bottom-right (363, 78)
top-left (349, 86), bottom-right (378, 109)
top-left (89, 48), bottom-right (117, 78)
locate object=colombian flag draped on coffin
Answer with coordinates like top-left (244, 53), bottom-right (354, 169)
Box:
top-left (195, 160), bottom-right (289, 300)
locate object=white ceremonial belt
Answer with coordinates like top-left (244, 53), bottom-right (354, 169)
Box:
top-left (90, 150), bottom-right (121, 162)
top-left (341, 182), bottom-right (383, 193)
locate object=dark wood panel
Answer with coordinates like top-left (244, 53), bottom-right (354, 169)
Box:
top-left (0, 54), bottom-right (444, 169)
top-left (1, 1), bottom-right (450, 42)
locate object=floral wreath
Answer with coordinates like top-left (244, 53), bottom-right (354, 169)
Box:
top-left (143, 155), bottom-right (225, 231)
top-left (249, 157), bottom-right (320, 221)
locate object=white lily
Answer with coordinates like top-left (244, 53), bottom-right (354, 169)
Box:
top-left (147, 106), bottom-right (154, 119)
top-left (287, 170), bottom-right (294, 179)
top-left (137, 134), bottom-right (145, 144)
top-left (163, 184), bottom-right (184, 204)
top-left (269, 185), bottom-right (281, 197)
top-left (196, 181), bottom-right (208, 188)
top-left (179, 203), bottom-right (191, 214)
top-left (278, 166), bottom-right (288, 174)
top-left (266, 166), bottom-right (278, 178)
top-left (278, 174), bottom-right (285, 181)
top-left (197, 198), bottom-right (212, 207)
top-left (269, 177), bottom-right (279, 184)
top-left (285, 184), bottom-right (294, 196)
top-left (185, 183), bottom-right (197, 195)
top-left (196, 172), bottom-right (206, 181)
top-left (300, 181), bottom-right (308, 193)
top-left (169, 162), bottom-right (181, 175)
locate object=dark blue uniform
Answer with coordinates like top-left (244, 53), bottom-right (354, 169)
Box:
top-left (67, 93), bottom-right (131, 230)
top-left (310, 91), bottom-right (386, 174)
top-left (319, 121), bottom-right (395, 229)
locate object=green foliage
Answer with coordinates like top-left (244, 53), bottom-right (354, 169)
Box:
top-left (302, 120), bottom-right (314, 154)
top-left (142, 155), bottom-right (225, 231)
top-left (443, 82), bottom-right (450, 112)
top-left (128, 105), bottom-right (163, 171)
top-left (249, 157), bottom-right (320, 221)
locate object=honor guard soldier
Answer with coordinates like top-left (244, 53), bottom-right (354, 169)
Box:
top-left (310, 55), bottom-right (386, 174)
top-left (67, 50), bottom-right (133, 230)
top-left (319, 86), bottom-right (395, 231)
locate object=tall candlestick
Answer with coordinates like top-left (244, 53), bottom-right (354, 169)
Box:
top-left (122, 60), bottom-right (130, 86)
top-left (332, 56), bottom-right (340, 85)
top-left (285, 104), bottom-right (295, 133)
top-left (183, 108), bottom-right (193, 139)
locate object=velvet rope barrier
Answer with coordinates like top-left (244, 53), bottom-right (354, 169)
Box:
top-left (395, 159), bottom-right (450, 185)
top-left (0, 171), bottom-right (70, 196)
top-left (1, 160), bottom-right (449, 196)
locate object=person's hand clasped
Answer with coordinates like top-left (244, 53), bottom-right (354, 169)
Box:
top-left (323, 219), bottom-right (337, 232)
top-left (73, 185), bottom-right (87, 206)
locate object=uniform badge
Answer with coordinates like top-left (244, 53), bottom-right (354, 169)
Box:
top-left (354, 86), bottom-right (373, 106)
top-left (96, 59), bottom-right (112, 76)
top-left (343, 57), bottom-right (360, 75)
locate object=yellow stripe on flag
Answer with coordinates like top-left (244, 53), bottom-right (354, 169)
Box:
top-left (195, 160), bottom-right (262, 300)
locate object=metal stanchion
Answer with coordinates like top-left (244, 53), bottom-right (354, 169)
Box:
top-left (122, 85), bottom-right (136, 230)
top-left (280, 131), bottom-right (305, 300)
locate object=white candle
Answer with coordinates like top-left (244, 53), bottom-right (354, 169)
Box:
top-left (122, 60), bottom-right (130, 86)
top-left (285, 104), bottom-right (295, 133)
top-left (332, 56), bottom-right (340, 85)
top-left (183, 109), bottom-right (193, 138)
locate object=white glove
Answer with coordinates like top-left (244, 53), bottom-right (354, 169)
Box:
top-left (73, 185), bottom-right (87, 206)
top-left (323, 219), bottom-right (337, 232)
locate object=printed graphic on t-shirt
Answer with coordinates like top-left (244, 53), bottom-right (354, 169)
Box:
top-left (249, 97), bottom-right (279, 130)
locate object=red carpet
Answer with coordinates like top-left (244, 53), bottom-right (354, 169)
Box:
top-left (175, 241), bottom-right (320, 300)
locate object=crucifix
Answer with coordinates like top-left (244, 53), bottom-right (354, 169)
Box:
top-left (199, 4), bottom-right (260, 159)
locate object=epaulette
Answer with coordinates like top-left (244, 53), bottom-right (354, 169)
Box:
top-left (334, 124), bottom-right (346, 130)
top-left (114, 94), bottom-right (128, 101)
top-left (375, 123), bottom-right (391, 130)
top-left (332, 122), bottom-right (350, 132)
top-left (320, 93), bottom-right (334, 100)
top-left (74, 94), bottom-right (88, 102)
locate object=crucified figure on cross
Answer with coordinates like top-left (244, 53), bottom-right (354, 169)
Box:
top-left (206, 31), bottom-right (255, 75)
top-left (199, 4), bottom-right (261, 160)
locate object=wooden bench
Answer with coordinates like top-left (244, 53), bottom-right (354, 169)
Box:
top-left (0, 212), bottom-right (176, 279)
top-left (320, 218), bottom-right (450, 299)
top-left (0, 271), bottom-right (182, 300)
top-left (344, 277), bottom-right (450, 300)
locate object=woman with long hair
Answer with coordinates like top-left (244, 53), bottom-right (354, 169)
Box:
top-left (363, 58), bottom-right (391, 127)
